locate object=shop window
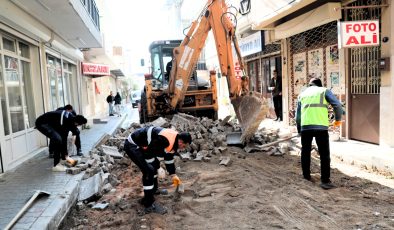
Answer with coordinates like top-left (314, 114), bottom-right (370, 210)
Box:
top-left (18, 42), bottom-right (30, 58)
top-left (47, 55), bottom-right (76, 110)
top-left (2, 36), bottom-right (15, 53)
top-left (21, 61), bottom-right (35, 128)
top-left (0, 34), bottom-right (36, 135)
top-left (0, 57), bottom-right (10, 135)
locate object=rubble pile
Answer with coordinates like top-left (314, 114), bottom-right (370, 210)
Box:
top-left (67, 113), bottom-right (299, 212)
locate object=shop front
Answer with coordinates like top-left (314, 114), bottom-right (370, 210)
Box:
top-left (239, 31), bottom-right (282, 118)
top-left (0, 28), bottom-right (43, 172)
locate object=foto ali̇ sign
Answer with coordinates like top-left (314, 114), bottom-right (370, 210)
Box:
top-left (82, 62), bottom-right (110, 76)
top-left (338, 20), bottom-right (379, 48)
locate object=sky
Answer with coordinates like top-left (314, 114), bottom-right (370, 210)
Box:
top-left (100, 0), bottom-right (209, 74)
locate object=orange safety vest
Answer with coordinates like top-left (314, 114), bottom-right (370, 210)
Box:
top-left (159, 129), bottom-right (178, 153)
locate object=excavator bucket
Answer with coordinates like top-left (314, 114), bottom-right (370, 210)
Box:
top-left (231, 92), bottom-right (269, 142)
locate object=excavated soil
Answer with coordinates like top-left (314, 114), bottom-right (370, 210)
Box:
top-left (61, 145), bottom-right (394, 230)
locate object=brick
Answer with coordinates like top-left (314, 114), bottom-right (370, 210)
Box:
top-left (66, 167), bottom-right (81, 175)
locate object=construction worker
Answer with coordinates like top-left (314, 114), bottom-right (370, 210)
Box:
top-left (124, 126), bottom-right (192, 214)
top-left (56, 104), bottom-right (83, 156)
top-left (35, 110), bottom-right (87, 172)
top-left (296, 77), bottom-right (342, 190)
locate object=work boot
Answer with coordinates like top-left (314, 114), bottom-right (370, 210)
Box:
top-left (143, 203), bottom-right (167, 215)
top-left (76, 149), bottom-right (83, 157)
top-left (154, 188), bottom-right (168, 195)
top-left (320, 181), bottom-right (336, 190)
top-left (52, 164), bottom-right (66, 172)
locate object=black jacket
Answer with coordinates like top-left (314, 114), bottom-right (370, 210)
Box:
top-left (114, 94), bottom-right (122, 105)
top-left (35, 110), bottom-right (79, 136)
top-left (130, 126), bottom-right (177, 174)
top-left (56, 107), bottom-right (77, 116)
top-left (270, 77), bottom-right (282, 97)
top-left (106, 95), bottom-right (114, 103)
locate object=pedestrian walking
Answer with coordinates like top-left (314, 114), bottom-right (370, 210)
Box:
top-left (123, 126), bottom-right (192, 214)
top-left (114, 92), bottom-right (122, 117)
top-left (269, 70), bottom-right (282, 121)
top-left (296, 77), bottom-right (342, 190)
top-left (35, 110), bottom-right (87, 171)
top-left (106, 91), bottom-right (114, 116)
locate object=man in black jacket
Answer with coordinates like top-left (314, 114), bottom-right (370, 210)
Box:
top-left (56, 105), bottom-right (83, 156)
top-left (106, 91), bottom-right (114, 116)
top-left (124, 126), bottom-right (192, 214)
top-left (35, 110), bottom-right (87, 172)
top-left (269, 70), bottom-right (282, 121)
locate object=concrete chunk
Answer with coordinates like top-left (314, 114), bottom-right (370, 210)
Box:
top-left (66, 167), bottom-right (81, 175)
top-left (150, 117), bottom-right (169, 127)
top-left (219, 156), bottom-right (232, 166)
top-left (102, 145), bottom-right (123, 159)
top-left (78, 173), bottom-right (103, 202)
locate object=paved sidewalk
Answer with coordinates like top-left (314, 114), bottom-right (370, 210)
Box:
top-left (0, 112), bottom-right (126, 230)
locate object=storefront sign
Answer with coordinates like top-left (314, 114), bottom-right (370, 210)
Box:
top-left (239, 31), bottom-right (264, 57)
top-left (82, 62), bottom-right (110, 76)
top-left (338, 20), bottom-right (379, 48)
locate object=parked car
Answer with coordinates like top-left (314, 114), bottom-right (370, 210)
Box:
top-left (130, 90), bottom-right (141, 108)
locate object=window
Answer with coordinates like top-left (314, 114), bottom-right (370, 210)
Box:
top-left (18, 42), bottom-right (30, 58)
top-left (2, 36), bottom-right (15, 52)
top-left (0, 34), bottom-right (36, 135)
top-left (0, 57), bottom-right (10, 135)
top-left (47, 55), bottom-right (76, 110)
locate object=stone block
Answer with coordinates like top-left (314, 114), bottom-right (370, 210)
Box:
top-left (78, 173), bottom-right (103, 202)
top-left (219, 156), bottom-right (232, 166)
top-left (102, 145), bottom-right (123, 159)
top-left (66, 167), bottom-right (81, 175)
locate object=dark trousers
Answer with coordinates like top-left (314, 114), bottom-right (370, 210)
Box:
top-left (301, 130), bottom-right (331, 183)
top-left (273, 95), bottom-right (282, 120)
top-left (37, 124), bottom-right (66, 166)
top-left (124, 140), bottom-right (158, 207)
top-left (49, 132), bottom-right (81, 155)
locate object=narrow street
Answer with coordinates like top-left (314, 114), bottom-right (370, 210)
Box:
top-left (59, 111), bottom-right (394, 230)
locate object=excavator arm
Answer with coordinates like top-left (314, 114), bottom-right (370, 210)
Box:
top-left (168, 0), bottom-right (268, 141)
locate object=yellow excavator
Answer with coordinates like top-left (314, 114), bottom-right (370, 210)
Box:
top-left (141, 0), bottom-right (268, 142)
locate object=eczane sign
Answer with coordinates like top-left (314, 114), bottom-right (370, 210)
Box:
top-left (338, 20), bottom-right (379, 48)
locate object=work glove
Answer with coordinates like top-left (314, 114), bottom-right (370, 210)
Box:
top-left (172, 175), bottom-right (182, 186)
top-left (332, 120), bottom-right (342, 127)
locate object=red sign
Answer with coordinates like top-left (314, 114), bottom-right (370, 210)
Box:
top-left (82, 62), bottom-right (110, 76)
top-left (339, 20), bottom-right (379, 48)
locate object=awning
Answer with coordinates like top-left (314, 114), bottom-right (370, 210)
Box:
top-left (272, 2), bottom-right (341, 40)
top-left (252, 0), bottom-right (318, 30)
top-left (252, 1), bottom-right (341, 41)
top-left (110, 69), bottom-right (125, 77)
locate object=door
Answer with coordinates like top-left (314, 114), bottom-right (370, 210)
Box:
top-left (347, 0), bottom-right (381, 144)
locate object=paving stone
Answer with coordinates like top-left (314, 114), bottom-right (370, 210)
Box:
top-left (78, 173), bottom-right (103, 202)
top-left (102, 145), bottom-right (123, 159)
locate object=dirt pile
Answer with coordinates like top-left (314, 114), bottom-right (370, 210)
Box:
top-left (60, 114), bottom-right (394, 230)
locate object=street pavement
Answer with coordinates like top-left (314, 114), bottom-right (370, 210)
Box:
top-left (1, 107), bottom-right (394, 229)
top-left (0, 104), bottom-right (137, 230)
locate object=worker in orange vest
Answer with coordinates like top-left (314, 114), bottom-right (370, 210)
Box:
top-left (124, 126), bottom-right (192, 214)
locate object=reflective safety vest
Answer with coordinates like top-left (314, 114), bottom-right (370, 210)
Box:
top-left (158, 129), bottom-right (178, 153)
top-left (299, 86), bottom-right (329, 127)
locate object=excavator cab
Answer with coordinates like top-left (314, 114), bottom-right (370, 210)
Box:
top-left (148, 40), bottom-right (182, 90)
top-left (141, 40), bottom-right (218, 123)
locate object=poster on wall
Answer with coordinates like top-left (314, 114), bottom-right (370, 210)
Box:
top-left (308, 48), bottom-right (324, 81)
top-left (325, 45), bottom-right (343, 95)
top-left (293, 52), bottom-right (307, 96)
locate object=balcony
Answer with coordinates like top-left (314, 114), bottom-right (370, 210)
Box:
top-left (10, 0), bottom-right (102, 48)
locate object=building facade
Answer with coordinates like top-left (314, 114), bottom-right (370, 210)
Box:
top-left (237, 0), bottom-right (394, 147)
top-left (0, 0), bottom-right (121, 173)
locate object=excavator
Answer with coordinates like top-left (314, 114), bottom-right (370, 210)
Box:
top-left (141, 0), bottom-right (269, 142)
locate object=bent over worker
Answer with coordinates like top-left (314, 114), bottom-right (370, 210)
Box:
top-left (35, 110), bottom-right (87, 172)
top-left (124, 126), bottom-right (192, 214)
top-left (296, 77), bottom-right (342, 190)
